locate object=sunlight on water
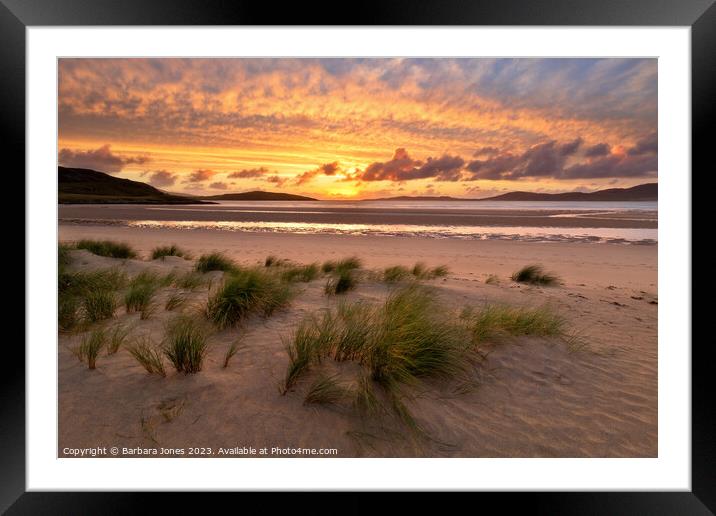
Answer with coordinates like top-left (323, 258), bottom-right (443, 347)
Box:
top-left (121, 219), bottom-right (657, 244)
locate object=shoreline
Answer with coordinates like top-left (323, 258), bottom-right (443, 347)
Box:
top-left (58, 204), bottom-right (658, 230)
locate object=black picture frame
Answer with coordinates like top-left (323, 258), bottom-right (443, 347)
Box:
top-left (4, 0), bottom-right (710, 512)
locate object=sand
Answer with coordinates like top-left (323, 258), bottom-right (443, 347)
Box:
top-left (58, 224), bottom-right (657, 458)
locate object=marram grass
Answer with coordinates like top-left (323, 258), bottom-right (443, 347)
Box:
top-left (321, 256), bottom-right (362, 274)
top-left (58, 268), bottom-right (127, 331)
top-left (76, 239), bottom-right (137, 259)
top-left (462, 304), bottom-right (566, 344)
top-left (383, 263), bottom-right (450, 283)
top-left (206, 268), bottom-right (293, 328)
top-left (304, 374), bottom-right (349, 405)
top-left (82, 290), bottom-right (117, 323)
top-left (282, 285), bottom-right (469, 394)
top-left (324, 269), bottom-right (357, 295)
top-left (162, 315), bottom-right (210, 374)
top-left (195, 252), bottom-right (237, 273)
top-left (77, 328), bottom-right (106, 369)
top-left (511, 264), bottom-right (561, 286)
top-left (128, 337), bottom-right (166, 377)
top-left (281, 284), bottom-right (571, 437)
top-left (280, 263), bottom-right (320, 283)
top-left (151, 244), bottom-right (190, 260)
top-left (107, 323), bottom-right (132, 354)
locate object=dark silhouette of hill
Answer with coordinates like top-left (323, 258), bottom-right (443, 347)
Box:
top-left (201, 191), bottom-right (317, 201)
top-left (58, 166), bottom-right (211, 204)
top-left (372, 183), bottom-right (657, 202)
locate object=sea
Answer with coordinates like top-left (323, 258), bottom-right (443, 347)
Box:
top-left (59, 200), bottom-right (658, 245)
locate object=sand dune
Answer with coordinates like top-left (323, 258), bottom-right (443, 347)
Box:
top-left (58, 225), bottom-right (657, 457)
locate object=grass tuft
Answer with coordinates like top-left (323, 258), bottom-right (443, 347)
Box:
top-left (59, 268), bottom-right (127, 331)
top-left (411, 262), bottom-right (428, 278)
top-left (82, 290), bottom-right (117, 323)
top-left (511, 264), bottom-right (561, 286)
top-left (162, 315), bottom-right (210, 374)
top-left (265, 255), bottom-right (290, 267)
top-left (322, 256), bottom-right (362, 274)
top-left (124, 273), bottom-right (160, 318)
top-left (151, 244), bottom-right (190, 260)
top-left (352, 373), bottom-right (384, 416)
top-left (165, 291), bottom-right (188, 311)
top-left (429, 265), bottom-right (450, 278)
top-left (174, 271), bottom-right (206, 290)
top-left (195, 252), bottom-right (236, 273)
top-left (59, 296), bottom-right (81, 331)
top-left (77, 328), bottom-right (106, 369)
top-left (58, 243), bottom-right (74, 268)
top-left (107, 323), bottom-right (132, 354)
top-left (365, 285), bottom-right (469, 387)
top-left (280, 263), bottom-right (320, 283)
top-left (128, 337), bottom-right (166, 376)
top-left (283, 285), bottom-right (470, 399)
top-left (383, 265), bottom-right (411, 283)
top-left (463, 304), bottom-right (566, 344)
top-left (485, 274), bottom-right (500, 285)
top-left (76, 239), bottom-right (137, 259)
top-left (383, 263), bottom-right (449, 283)
top-left (281, 319), bottom-right (321, 394)
top-left (325, 269), bottom-right (357, 295)
top-left (206, 269), bottom-right (293, 328)
top-left (223, 339), bottom-right (242, 369)
top-left (304, 374), bottom-right (348, 405)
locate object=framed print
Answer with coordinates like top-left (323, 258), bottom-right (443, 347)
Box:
top-left (5, 0), bottom-right (712, 511)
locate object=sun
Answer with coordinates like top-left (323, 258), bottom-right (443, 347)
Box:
top-left (326, 185), bottom-right (361, 198)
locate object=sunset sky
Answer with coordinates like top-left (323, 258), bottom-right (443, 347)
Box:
top-left (58, 58), bottom-right (657, 199)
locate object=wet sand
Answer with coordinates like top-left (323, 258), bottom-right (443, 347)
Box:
top-left (59, 204), bottom-right (658, 229)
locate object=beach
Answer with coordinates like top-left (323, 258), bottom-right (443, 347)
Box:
top-left (58, 223), bottom-right (657, 457)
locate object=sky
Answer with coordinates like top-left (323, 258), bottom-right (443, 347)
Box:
top-left (57, 58), bottom-right (657, 199)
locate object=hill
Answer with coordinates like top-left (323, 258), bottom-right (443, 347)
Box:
top-left (201, 191), bottom-right (317, 201)
top-left (479, 183), bottom-right (657, 202)
top-left (58, 167), bottom-right (211, 204)
top-left (367, 184), bottom-right (656, 202)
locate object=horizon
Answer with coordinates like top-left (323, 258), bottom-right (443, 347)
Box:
top-left (58, 58), bottom-right (658, 200)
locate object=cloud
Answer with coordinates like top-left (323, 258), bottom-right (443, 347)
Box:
top-left (266, 175), bottom-right (288, 187)
top-left (627, 132), bottom-right (657, 156)
top-left (58, 144), bottom-right (149, 173)
top-left (562, 153), bottom-right (657, 179)
top-left (144, 170), bottom-right (178, 187)
top-left (209, 181), bottom-right (228, 190)
top-left (358, 149), bottom-right (465, 182)
top-left (228, 167), bottom-right (270, 179)
top-left (473, 146), bottom-right (500, 157)
top-left (465, 139), bottom-right (582, 180)
top-left (183, 169), bottom-right (216, 183)
top-left (584, 143), bottom-right (611, 157)
top-left (466, 137), bottom-right (655, 180)
top-left (294, 161), bottom-right (341, 185)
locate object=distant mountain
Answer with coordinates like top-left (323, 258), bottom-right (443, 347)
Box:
top-left (201, 191), bottom-right (317, 201)
top-left (479, 183), bottom-right (657, 202)
top-left (371, 183), bottom-right (657, 202)
top-left (58, 166), bottom-right (211, 204)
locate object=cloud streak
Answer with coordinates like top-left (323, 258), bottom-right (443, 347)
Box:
top-left (143, 169), bottom-right (178, 187)
top-left (58, 144), bottom-right (149, 173)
